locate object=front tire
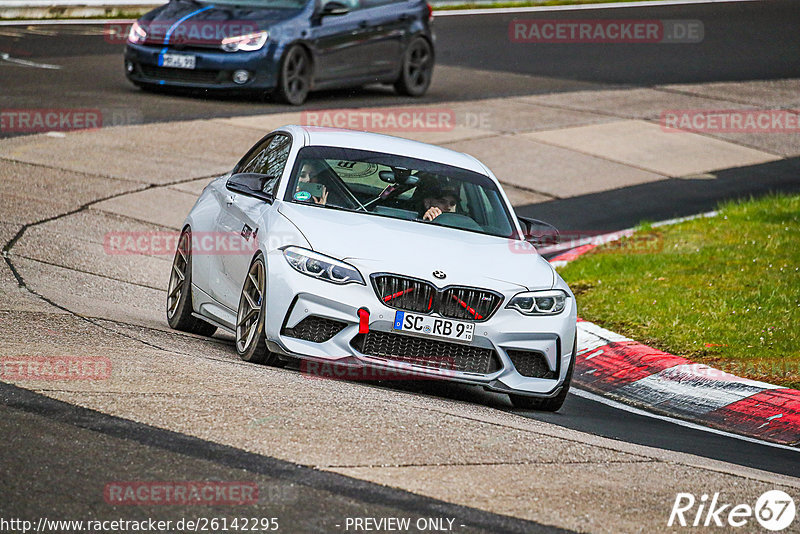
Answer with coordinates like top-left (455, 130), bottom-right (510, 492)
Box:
top-left (235, 254), bottom-right (281, 366)
top-left (509, 334), bottom-right (576, 412)
top-left (394, 37), bottom-right (434, 97)
top-left (275, 45), bottom-right (311, 106)
top-left (166, 229), bottom-right (217, 336)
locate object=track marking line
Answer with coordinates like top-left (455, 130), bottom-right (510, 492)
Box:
top-left (571, 387), bottom-right (800, 452)
top-left (0, 52), bottom-right (61, 69)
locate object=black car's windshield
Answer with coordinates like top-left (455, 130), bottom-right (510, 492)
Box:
top-left (196, 0), bottom-right (306, 7)
top-left (284, 146), bottom-right (517, 239)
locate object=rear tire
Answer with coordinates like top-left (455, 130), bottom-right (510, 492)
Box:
top-left (275, 45), bottom-right (311, 106)
top-left (394, 37), bottom-right (433, 97)
top-left (235, 254), bottom-right (282, 366)
top-left (166, 229), bottom-right (217, 336)
top-left (508, 334), bottom-right (576, 412)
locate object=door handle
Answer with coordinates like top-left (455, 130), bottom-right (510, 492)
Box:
top-left (358, 20), bottom-right (369, 29)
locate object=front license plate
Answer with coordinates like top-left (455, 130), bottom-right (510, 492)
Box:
top-left (160, 53), bottom-right (196, 70)
top-left (393, 311), bottom-right (474, 343)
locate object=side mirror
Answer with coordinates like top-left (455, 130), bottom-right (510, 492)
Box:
top-left (226, 173), bottom-right (275, 203)
top-left (518, 217), bottom-right (560, 246)
top-left (319, 1), bottom-right (350, 16)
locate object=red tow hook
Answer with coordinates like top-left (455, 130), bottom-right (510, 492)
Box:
top-left (357, 308), bottom-right (370, 334)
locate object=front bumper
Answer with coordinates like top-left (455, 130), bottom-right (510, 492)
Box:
top-left (264, 249), bottom-right (577, 397)
top-left (124, 42), bottom-right (280, 90)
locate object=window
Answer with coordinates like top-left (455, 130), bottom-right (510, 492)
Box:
top-left (285, 146), bottom-right (516, 238)
top-left (238, 134), bottom-right (292, 195)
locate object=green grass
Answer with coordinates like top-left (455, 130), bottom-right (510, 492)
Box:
top-left (559, 193), bottom-right (800, 390)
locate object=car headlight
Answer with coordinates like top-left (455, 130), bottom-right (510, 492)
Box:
top-left (283, 247), bottom-right (364, 285)
top-left (221, 31), bottom-right (268, 52)
top-left (128, 21), bottom-right (147, 44)
top-left (507, 289), bottom-right (568, 315)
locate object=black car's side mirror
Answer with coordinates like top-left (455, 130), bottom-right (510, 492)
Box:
top-left (518, 217), bottom-right (560, 246)
top-left (319, 1), bottom-right (351, 16)
top-left (226, 173), bottom-right (275, 203)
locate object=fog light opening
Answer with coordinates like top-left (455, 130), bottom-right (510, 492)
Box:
top-left (232, 70), bottom-right (251, 84)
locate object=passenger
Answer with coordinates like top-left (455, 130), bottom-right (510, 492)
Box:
top-left (298, 161), bottom-right (328, 205)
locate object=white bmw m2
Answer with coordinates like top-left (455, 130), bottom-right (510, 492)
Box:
top-left (167, 126), bottom-right (577, 410)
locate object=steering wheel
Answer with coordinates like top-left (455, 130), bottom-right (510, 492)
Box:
top-left (429, 212), bottom-right (483, 232)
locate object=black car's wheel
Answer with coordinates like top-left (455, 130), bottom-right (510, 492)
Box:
top-left (166, 229), bottom-right (217, 336)
top-left (276, 45), bottom-right (312, 106)
top-left (508, 334), bottom-right (577, 412)
top-left (394, 37), bottom-right (433, 97)
top-left (235, 254), bottom-right (282, 365)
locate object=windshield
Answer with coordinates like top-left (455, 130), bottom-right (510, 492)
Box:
top-left (284, 146), bottom-right (517, 239)
top-left (196, 0), bottom-right (307, 7)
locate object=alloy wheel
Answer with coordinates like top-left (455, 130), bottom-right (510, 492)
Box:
top-left (406, 40), bottom-right (432, 92)
top-left (236, 258), bottom-right (266, 353)
top-left (167, 232), bottom-right (189, 320)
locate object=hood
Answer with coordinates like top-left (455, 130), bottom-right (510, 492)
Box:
top-left (141, 0), bottom-right (300, 45)
top-left (278, 203), bottom-right (555, 292)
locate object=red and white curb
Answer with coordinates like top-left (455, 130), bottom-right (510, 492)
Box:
top-left (548, 217), bottom-right (800, 447)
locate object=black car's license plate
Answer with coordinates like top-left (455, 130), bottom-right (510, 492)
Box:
top-left (160, 53), bottom-right (196, 70)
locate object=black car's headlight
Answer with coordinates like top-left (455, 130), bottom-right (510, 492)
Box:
top-left (283, 247), bottom-right (364, 285)
top-left (221, 31), bottom-right (268, 52)
top-left (507, 290), bottom-right (568, 315)
top-left (128, 21), bottom-right (147, 44)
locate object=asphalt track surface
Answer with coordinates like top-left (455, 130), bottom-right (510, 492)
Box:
top-left (2, 0), bottom-right (800, 133)
top-left (0, 383), bottom-right (561, 534)
top-left (1, 0), bottom-right (800, 529)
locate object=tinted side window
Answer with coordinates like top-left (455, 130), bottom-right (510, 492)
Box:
top-left (238, 134), bottom-right (292, 195)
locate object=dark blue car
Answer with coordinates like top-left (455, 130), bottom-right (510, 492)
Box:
top-left (124, 0), bottom-right (435, 105)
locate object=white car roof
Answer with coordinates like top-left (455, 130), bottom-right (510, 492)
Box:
top-left (278, 125), bottom-right (492, 177)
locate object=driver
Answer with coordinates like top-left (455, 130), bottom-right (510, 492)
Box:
top-left (420, 186), bottom-right (459, 221)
